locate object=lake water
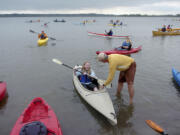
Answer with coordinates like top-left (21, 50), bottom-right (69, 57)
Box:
top-left (0, 16), bottom-right (180, 135)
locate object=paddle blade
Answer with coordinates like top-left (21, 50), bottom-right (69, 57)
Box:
top-left (52, 59), bottom-right (62, 65)
top-left (146, 120), bottom-right (165, 135)
top-left (29, 29), bottom-right (35, 33)
top-left (49, 37), bottom-right (56, 40)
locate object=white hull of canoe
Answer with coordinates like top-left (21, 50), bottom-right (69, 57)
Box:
top-left (73, 70), bottom-right (117, 125)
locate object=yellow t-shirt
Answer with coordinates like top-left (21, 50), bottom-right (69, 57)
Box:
top-left (104, 54), bottom-right (134, 86)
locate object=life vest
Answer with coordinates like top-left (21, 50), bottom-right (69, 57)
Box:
top-left (80, 74), bottom-right (91, 84)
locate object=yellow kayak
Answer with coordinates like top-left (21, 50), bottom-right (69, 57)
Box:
top-left (152, 29), bottom-right (180, 36)
top-left (108, 24), bottom-right (121, 26)
top-left (37, 38), bottom-right (48, 46)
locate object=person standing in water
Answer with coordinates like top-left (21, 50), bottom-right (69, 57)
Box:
top-left (97, 53), bottom-right (136, 104)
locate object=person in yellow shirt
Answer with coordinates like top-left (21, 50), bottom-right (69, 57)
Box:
top-left (97, 53), bottom-right (136, 104)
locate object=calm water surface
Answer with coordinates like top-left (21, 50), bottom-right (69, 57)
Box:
top-left (0, 17), bottom-right (180, 135)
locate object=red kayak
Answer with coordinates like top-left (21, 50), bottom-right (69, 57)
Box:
top-left (10, 97), bottom-right (63, 135)
top-left (88, 31), bottom-right (129, 38)
top-left (96, 46), bottom-right (142, 55)
top-left (0, 81), bottom-right (7, 102)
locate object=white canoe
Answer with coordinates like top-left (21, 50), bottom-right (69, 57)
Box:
top-left (73, 66), bottom-right (117, 125)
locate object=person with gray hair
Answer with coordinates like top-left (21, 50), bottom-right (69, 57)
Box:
top-left (97, 53), bottom-right (136, 104)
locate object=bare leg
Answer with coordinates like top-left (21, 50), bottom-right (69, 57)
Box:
top-left (127, 83), bottom-right (134, 104)
top-left (94, 87), bottom-right (98, 91)
top-left (116, 82), bottom-right (123, 96)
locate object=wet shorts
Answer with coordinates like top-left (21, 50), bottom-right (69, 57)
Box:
top-left (118, 62), bottom-right (136, 84)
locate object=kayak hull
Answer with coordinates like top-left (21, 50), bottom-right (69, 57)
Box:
top-left (88, 31), bottom-right (128, 38)
top-left (73, 66), bottom-right (117, 125)
top-left (37, 38), bottom-right (48, 46)
top-left (10, 97), bottom-right (63, 135)
top-left (0, 82), bottom-right (7, 102)
top-left (172, 68), bottom-right (180, 86)
top-left (96, 46), bottom-right (142, 55)
top-left (152, 30), bottom-right (180, 36)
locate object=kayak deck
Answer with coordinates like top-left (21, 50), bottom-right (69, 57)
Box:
top-left (37, 38), bottom-right (48, 46)
top-left (10, 97), bottom-right (63, 135)
top-left (96, 46), bottom-right (142, 55)
top-left (22, 99), bottom-right (48, 123)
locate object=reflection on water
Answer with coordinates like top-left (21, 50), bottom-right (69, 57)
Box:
top-left (171, 78), bottom-right (180, 97)
top-left (0, 93), bottom-right (9, 111)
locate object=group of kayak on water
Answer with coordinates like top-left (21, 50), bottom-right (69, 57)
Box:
top-left (110, 19), bottom-right (123, 26)
top-left (39, 29), bottom-right (132, 51)
top-left (82, 19), bottom-right (96, 24)
top-left (54, 19), bottom-right (66, 22)
top-left (105, 29), bottom-right (132, 50)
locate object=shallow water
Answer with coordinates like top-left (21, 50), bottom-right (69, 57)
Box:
top-left (0, 16), bottom-right (180, 134)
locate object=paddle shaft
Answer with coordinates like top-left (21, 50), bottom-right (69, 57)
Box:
top-left (52, 58), bottom-right (112, 88)
top-left (29, 29), bottom-right (56, 40)
top-left (61, 63), bottom-right (98, 81)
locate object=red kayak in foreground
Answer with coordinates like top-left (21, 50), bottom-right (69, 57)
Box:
top-left (10, 97), bottom-right (63, 135)
top-left (96, 46), bottom-right (142, 55)
top-left (88, 31), bottom-right (129, 38)
top-left (0, 81), bottom-right (7, 102)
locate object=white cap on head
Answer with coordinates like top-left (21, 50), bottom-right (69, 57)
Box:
top-left (97, 53), bottom-right (106, 61)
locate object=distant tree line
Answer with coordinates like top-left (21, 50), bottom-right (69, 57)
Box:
top-left (0, 13), bottom-right (180, 17)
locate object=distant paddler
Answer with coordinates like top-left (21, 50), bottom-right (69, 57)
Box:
top-left (105, 29), bottom-right (113, 36)
top-left (161, 25), bottom-right (166, 32)
top-left (97, 53), bottom-right (136, 105)
top-left (38, 31), bottom-right (48, 39)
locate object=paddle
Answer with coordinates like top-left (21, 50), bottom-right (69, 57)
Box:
top-left (146, 120), bottom-right (168, 135)
top-left (29, 29), bottom-right (56, 40)
top-left (52, 58), bottom-right (112, 88)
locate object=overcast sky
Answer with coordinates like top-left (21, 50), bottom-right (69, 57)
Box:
top-left (1, 0), bottom-right (180, 15)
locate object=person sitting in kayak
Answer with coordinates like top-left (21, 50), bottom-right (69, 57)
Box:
top-left (161, 25), bottom-right (166, 32)
top-left (167, 24), bottom-right (172, 31)
top-left (38, 31), bottom-right (47, 39)
top-left (115, 38), bottom-right (132, 51)
top-left (105, 29), bottom-right (113, 36)
top-left (75, 62), bottom-right (98, 91)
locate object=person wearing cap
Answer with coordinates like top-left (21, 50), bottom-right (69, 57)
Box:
top-left (38, 31), bottom-right (47, 39)
top-left (97, 53), bottom-right (136, 104)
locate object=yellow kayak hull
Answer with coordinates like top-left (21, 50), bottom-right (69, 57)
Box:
top-left (108, 24), bottom-right (121, 26)
top-left (152, 30), bottom-right (180, 36)
top-left (37, 38), bottom-right (48, 46)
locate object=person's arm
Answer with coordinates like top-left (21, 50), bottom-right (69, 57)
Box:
top-left (104, 64), bottom-right (116, 86)
top-left (90, 70), bottom-right (96, 78)
top-left (45, 34), bottom-right (48, 38)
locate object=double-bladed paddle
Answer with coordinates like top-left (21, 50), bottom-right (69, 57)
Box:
top-left (29, 29), bottom-right (56, 40)
top-left (52, 58), bottom-right (112, 89)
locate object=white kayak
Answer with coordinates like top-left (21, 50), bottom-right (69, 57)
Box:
top-left (73, 65), bottom-right (117, 125)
